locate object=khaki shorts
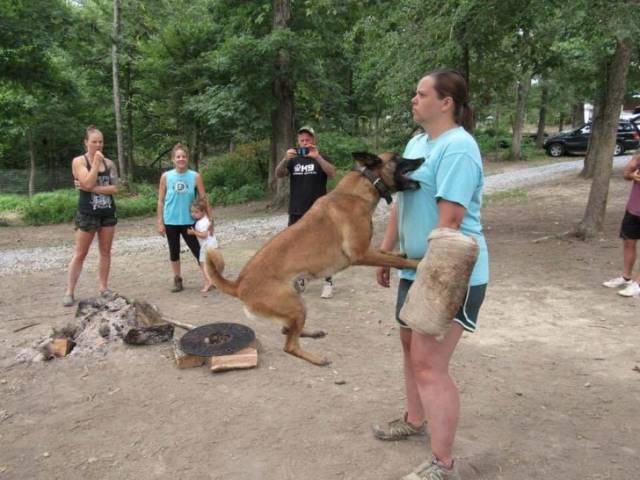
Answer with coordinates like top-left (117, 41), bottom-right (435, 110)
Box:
top-left (74, 212), bottom-right (117, 232)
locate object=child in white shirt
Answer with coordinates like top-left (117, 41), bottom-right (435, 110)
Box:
top-left (187, 199), bottom-right (218, 292)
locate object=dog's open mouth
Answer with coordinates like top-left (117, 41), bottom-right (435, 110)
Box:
top-left (395, 157), bottom-right (424, 191)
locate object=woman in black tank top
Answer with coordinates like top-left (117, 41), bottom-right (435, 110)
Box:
top-left (63, 126), bottom-right (119, 307)
top-left (77, 155), bottom-right (116, 217)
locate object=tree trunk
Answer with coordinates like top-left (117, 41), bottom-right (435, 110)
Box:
top-left (459, 41), bottom-right (470, 89)
top-left (581, 58), bottom-right (607, 178)
top-left (574, 36), bottom-right (632, 239)
top-left (347, 68), bottom-right (356, 134)
top-left (112, 0), bottom-right (126, 180)
top-left (269, 0), bottom-right (294, 206)
top-left (192, 126), bottom-right (200, 172)
top-left (535, 82), bottom-right (548, 148)
top-left (558, 112), bottom-right (564, 132)
top-left (459, 41), bottom-right (474, 132)
top-left (572, 102), bottom-right (584, 128)
top-left (494, 109), bottom-right (501, 161)
top-left (27, 128), bottom-right (36, 198)
top-left (509, 72), bottom-right (531, 161)
top-left (124, 60), bottom-right (134, 176)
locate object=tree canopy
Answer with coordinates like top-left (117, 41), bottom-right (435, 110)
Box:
top-left (1, 0), bottom-right (639, 178)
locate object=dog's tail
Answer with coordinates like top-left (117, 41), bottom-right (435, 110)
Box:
top-left (204, 246), bottom-right (239, 297)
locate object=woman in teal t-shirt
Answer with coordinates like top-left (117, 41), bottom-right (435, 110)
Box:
top-left (374, 70), bottom-right (488, 480)
top-left (156, 143), bottom-right (210, 292)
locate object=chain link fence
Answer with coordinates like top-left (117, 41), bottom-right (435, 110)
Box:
top-left (0, 169), bottom-right (73, 194)
top-left (0, 166), bottom-right (164, 195)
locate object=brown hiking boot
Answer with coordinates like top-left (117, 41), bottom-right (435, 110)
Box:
top-left (171, 276), bottom-right (183, 293)
top-left (372, 413), bottom-right (427, 441)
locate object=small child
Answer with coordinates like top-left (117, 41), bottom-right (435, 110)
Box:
top-left (187, 199), bottom-right (219, 292)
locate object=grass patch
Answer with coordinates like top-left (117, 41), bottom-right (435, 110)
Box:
top-left (14, 185), bottom-right (160, 225)
top-left (484, 188), bottom-right (528, 206)
top-left (22, 190), bottom-right (78, 225)
top-left (0, 194), bottom-right (29, 213)
top-left (209, 183), bottom-right (265, 206)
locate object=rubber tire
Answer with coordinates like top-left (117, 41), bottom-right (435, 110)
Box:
top-left (614, 142), bottom-right (624, 156)
top-left (547, 143), bottom-right (564, 157)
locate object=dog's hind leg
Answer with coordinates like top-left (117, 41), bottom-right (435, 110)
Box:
top-left (278, 295), bottom-right (330, 366)
top-left (247, 290), bottom-right (330, 366)
top-left (282, 313), bottom-right (331, 366)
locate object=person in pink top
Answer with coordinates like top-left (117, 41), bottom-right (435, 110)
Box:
top-left (603, 153), bottom-right (640, 296)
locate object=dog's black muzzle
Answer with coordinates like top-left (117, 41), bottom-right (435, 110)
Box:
top-left (394, 157), bottom-right (424, 191)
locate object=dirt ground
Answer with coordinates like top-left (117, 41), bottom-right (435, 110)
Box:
top-left (1, 169), bottom-right (639, 480)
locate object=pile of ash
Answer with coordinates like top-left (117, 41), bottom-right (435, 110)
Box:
top-left (16, 293), bottom-right (174, 362)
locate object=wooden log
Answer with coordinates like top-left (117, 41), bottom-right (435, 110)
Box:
top-left (173, 339), bottom-right (206, 369)
top-left (210, 346), bottom-right (258, 373)
top-left (47, 338), bottom-right (75, 357)
top-left (122, 323), bottom-right (174, 345)
top-left (163, 317), bottom-right (196, 331)
top-left (132, 300), bottom-right (165, 326)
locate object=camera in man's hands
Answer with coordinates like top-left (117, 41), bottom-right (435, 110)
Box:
top-left (296, 147), bottom-right (310, 156)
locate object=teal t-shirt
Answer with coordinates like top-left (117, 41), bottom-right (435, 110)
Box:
top-left (163, 169), bottom-right (198, 225)
top-left (397, 127), bottom-right (489, 285)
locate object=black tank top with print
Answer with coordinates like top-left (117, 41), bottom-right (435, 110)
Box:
top-left (78, 156), bottom-right (116, 217)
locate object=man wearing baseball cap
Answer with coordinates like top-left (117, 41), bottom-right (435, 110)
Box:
top-left (275, 125), bottom-right (337, 298)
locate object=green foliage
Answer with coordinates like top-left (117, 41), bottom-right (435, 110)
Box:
top-left (209, 184), bottom-right (265, 206)
top-left (19, 184), bottom-right (159, 225)
top-left (0, 194), bottom-right (29, 213)
top-left (475, 128), bottom-right (511, 154)
top-left (22, 190), bottom-right (77, 225)
top-left (484, 188), bottom-right (528, 205)
top-left (3, 0), bottom-right (640, 196)
top-left (200, 142), bottom-right (269, 191)
top-left (116, 184), bottom-right (158, 218)
top-left (318, 132), bottom-right (370, 169)
top-left (199, 141), bottom-right (268, 206)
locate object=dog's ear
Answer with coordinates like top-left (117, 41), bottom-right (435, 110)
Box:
top-left (352, 152), bottom-right (382, 168)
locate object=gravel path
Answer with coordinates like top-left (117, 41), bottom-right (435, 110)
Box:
top-left (0, 155), bottom-right (631, 275)
top-left (483, 155), bottom-right (629, 193)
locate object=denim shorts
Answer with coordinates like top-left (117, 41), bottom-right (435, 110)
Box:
top-left (74, 211), bottom-right (117, 232)
top-left (395, 278), bottom-right (487, 333)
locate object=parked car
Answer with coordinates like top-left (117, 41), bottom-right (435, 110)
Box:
top-left (543, 120), bottom-right (640, 157)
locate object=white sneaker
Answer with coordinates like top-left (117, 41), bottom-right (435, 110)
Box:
top-left (602, 276), bottom-right (632, 288)
top-left (618, 281), bottom-right (640, 297)
top-left (320, 281), bottom-right (334, 299)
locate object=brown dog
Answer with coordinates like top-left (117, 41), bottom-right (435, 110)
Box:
top-left (205, 152), bottom-right (424, 366)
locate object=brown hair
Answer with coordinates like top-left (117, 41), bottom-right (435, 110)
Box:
top-left (171, 143), bottom-right (189, 159)
top-left (191, 198), bottom-right (208, 212)
top-left (84, 125), bottom-right (102, 141)
top-left (426, 70), bottom-right (474, 133)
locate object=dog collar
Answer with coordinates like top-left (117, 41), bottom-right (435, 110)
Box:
top-left (353, 165), bottom-right (392, 204)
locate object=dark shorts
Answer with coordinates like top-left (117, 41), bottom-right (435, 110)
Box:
top-left (620, 210), bottom-right (640, 240)
top-left (74, 211), bottom-right (117, 232)
top-left (395, 278), bottom-right (487, 333)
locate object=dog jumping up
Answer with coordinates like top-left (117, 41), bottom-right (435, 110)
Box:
top-left (205, 152), bottom-right (424, 366)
